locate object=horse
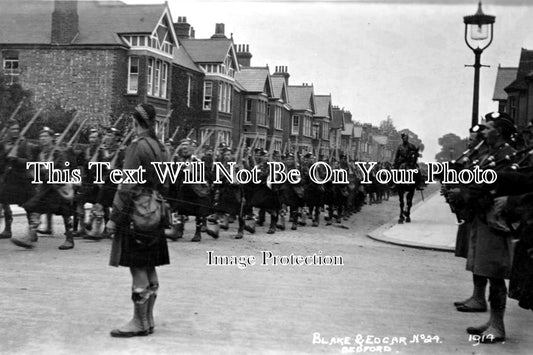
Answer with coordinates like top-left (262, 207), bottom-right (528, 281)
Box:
top-left (395, 150), bottom-right (420, 224)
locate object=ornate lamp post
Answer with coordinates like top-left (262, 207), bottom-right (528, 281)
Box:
top-left (464, 1), bottom-right (495, 128)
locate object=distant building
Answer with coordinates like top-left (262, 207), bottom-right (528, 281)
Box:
top-left (504, 48), bottom-right (533, 128)
top-left (492, 64), bottom-right (517, 114)
top-left (288, 83), bottom-right (315, 153)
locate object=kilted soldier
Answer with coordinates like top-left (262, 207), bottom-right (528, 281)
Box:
top-left (324, 158), bottom-right (349, 228)
top-left (0, 118), bottom-right (39, 239)
top-left (447, 113), bottom-right (516, 343)
top-left (11, 127), bottom-right (76, 250)
top-left (91, 127), bottom-right (125, 238)
top-left (248, 149), bottom-right (280, 234)
top-left (73, 128), bottom-right (101, 237)
top-left (304, 154), bottom-right (325, 227)
top-left (214, 147), bottom-right (246, 239)
top-left (279, 152), bottom-right (305, 230)
top-left (106, 103), bottom-right (170, 337)
top-left (168, 138), bottom-right (218, 242)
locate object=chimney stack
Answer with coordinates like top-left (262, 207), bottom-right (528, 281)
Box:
top-left (211, 23), bottom-right (227, 39)
top-left (51, 0), bottom-right (79, 44)
top-left (272, 65), bottom-right (290, 85)
top-left (174, 16), bottom-right (191, 39)
top-left (236, 44), bottom-right (252, 67)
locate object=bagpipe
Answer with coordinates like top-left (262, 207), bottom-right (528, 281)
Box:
top-left (441, 139), bottom-right (533, 225)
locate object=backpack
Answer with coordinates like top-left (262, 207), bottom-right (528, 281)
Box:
top-left (130, 137), bottom-right (167, 232)
top-left (131, 188), bottom-right (166, 232)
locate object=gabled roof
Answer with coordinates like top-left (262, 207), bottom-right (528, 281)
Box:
top-left (288, 85), bottom-right (315, 112)
top-left (0, 0), bottom-right (168, 46)
top-left (493, 66), bottom-right (517, 100)
top-left (314, 95), bottom-right (331, 118)
top-left (505, 48), bottom-right (533, 92)
top-left (331, 108), bottom-right (345, 130)
top-left (179, 38), bottom-right (234, 63)
top-left (271, 76), bottom-right (289, 102)
top-left (235, 67), bottom-right (273, 95)
top-left (173, 46), bottom-right (202, 73)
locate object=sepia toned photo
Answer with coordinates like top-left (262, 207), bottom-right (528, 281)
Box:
top-left (1, 0), bottom-right (533, 354)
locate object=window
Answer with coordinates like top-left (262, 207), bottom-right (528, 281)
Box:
top-left (161, 62), bottom-right (168, 99)
top-left (146, 58), bottom-right (168, 99)
top-left (2, 51), bottom-right (19, 85)
top-left (127, 57), bottom-right (139, 93)
top-left (203, 81), bottom-right (213, 110)
top-left (218, 82), bottom-right (232, 113)
top-left (274, 106), bottom-right (282, 130)
top-left (292, 115), bottom-right (299, 135)
top-left (154, 60), bottom-right (161, 97)
top-left (322, 122), bottom-right (329, 140)
top-left (147, 58), bottom-right (154, 95)
top-left (186, 75), bottom-right (192, 107)
top-left (245, 99), bottom-right (252, 122)
top-left (509, 96), bottom-right (517, 120)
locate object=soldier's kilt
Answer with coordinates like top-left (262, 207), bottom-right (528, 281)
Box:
top-left (172, 184), bottom-right (212, 217)
top-left (109, 225), bottom-right (170, 268)
top-left (217, 184), bottom-right (242, 216)
top-left (248, 184), bottom-right (280, 213)
top-left (305, 183), bottom-right (324, 207)
top-left (22, 184), bottom-right (73, 216)
top-left (0, 169), bottom-right (36, 205)
top-left (279, 183), bottom-right (305, 208)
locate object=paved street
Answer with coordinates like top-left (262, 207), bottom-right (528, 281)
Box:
top-left (1, 188), bottom-right (532, 355)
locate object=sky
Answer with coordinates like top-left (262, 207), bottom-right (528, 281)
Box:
top-left (124, 0), bottom-right (533, 160)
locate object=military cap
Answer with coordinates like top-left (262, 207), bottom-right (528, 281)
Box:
top-left (258, 149), bottom-right (268, 156)
top-left (179, 137), bottom-right (192, 145)
top-left (105, 127), bottom-right (122, 138)
top-left (254, 147), bottom-right (262, 154)
top-left (304, 152), bottom-right (312, 158)
top-left (485, 111), bottom-right (512, 122)
top-left (166, 138), bottom-right (174, 145)
top-left (133, 103), bottom-right (156, 128)
top-left (40, 126), bottom-right (55, 136)
top-left (470, 124), bottom-right (486, 133)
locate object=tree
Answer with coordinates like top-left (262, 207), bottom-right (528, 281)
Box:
top-left (379, 115), bottom-right (397, 136)
top-left (435, 133), bottom-right (468, 162)
top-left (0, 74), bottom-right (86, 143)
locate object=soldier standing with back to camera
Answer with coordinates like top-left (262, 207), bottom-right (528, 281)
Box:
top-left (106, 104), bottom-right (169, 337)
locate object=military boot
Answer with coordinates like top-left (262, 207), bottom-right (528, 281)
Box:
top-left (146, 283), bottom-right (158, 334)
top-left (58, 216), bottom-right (74, 250)
top-left (267, 214), bottom-right (278, 234)
top-left (11, 212), bottom-right (40, 249)
top-left (110, 288), bottom-right (150, 337)
top-left (0, 208), bottom-right (13, 239)
top-left (191, 220), bottom-right (202, 242)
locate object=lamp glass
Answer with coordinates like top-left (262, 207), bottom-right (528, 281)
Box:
top-left (469, 23), bottom-right (489, 40)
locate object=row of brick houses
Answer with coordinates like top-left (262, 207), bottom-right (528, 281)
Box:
top-left (0, 0), bottom-right (406, 161)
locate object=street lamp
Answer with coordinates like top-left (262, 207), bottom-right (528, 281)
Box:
top-left (464, 1), bottom-right (495, 128)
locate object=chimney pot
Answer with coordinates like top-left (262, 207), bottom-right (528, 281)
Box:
top-left (51, 0), bottom-right (79, 44)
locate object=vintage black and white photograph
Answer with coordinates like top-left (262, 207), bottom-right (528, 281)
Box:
top-left (1, 0), bottom-right (533, 354)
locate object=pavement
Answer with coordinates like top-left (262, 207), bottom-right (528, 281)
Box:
top-left (367, 190), bottom-right (457, 252)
